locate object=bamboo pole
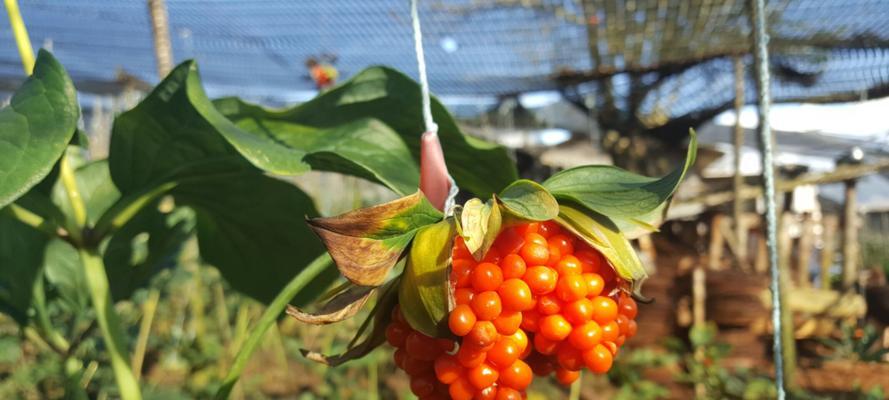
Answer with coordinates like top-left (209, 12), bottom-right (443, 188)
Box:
top-left (732, 56), bottom-right (748, 267)
top-left (820, 215), bottom-right (838, 289)
top-left (797, 214), bottom-right (814, 287)
top-left (147, 0), bottom-right (173, 78)
top-left (842, 179), bottom-right (859, 289)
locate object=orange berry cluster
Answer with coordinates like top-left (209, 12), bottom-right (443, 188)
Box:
top-left (388, 221), bottom-right (639, 399)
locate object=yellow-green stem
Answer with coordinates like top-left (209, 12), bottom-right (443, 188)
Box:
top-left (4, 203), bottom-right (61, 237)
top-left (3, 0), bottom-right (34, 74)
top-left (215, 254), bottom-right (333, 399)
top-left (33, 277), bottom-right (70, 352)
top-left (131, 288), bottom-right (160, 382)
top-left (79, 248), bottom-right (141, 400)
top-left (60, 154), bottom-right (87, 236)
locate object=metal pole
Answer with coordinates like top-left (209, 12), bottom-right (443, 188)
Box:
top-left (733, 56), bottom-right (748, 267)
top-left (750, 0), bottom-right (786, 397)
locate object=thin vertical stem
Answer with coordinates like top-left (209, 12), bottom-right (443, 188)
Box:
top-left (3, 0), bottom-right (35, 74)
top-left (131, 289), bottom-right (160, 382)
top-left (750, 0), bottom-right (786, 397)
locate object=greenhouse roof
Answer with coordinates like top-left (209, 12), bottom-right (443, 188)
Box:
top-left (1, 0), bottom-right (888, 114)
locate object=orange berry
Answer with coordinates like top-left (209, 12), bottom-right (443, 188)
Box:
top-left (601, 320), bottom-right (620, 342)
top-left (538, 221), bottom-right (561, 238)
top-left (575, 250), bottom-right (603, 273)
top-left (483, 247), bottom-right (502, 264)
top-left (493, 311), bottom-right (522, 335)
top-left (499, 360), bottom-right (532, 390)
top-left (498, 279), bottom-right (534, 312)
top-left (467, 363), bottom-right (499, 389)
top-left (555, 368), bottom-right (579, 385)
top-left (583, 273), bottom-right (605, 297)
top-left (452, 258), bottom-right (475, 288)
top-left (456, 344), bottom-right (487, 368)
top-left (568, 321), bottom-right (603, 351)
top-left (615, 335), bottom-right (626, 346)
top-left (476, 385), bottom-right (498, 400)
top-left (455, 287), bottom-right (474, 305)
top-left (510, 329), bottom-right (528, 354)
top-left (410, 373), bottom-right (437, 397)
top-left (619, 296), bottom-right (638, 319)
top-left (583, 344), bottom-right (613, 374)
top-left (520, 309), bottom-right (541, 332)
top-left (495, 387), bottom-right (523, 400)
top-left (495, 228), bottom-right (525, 255)
top-left (524, 232), bottom-right (547, 246)
top-left (406, 332), bottom-right (443, 361)
top-left (548, 234), bottom-right (575, 256)
top-left (555, 255), bottom-right (583, 276)
top-left (519, 242), bottom-right (549, 265)
top-left (403, 355), bottom-right (433, 376)
top-left (539, 314), bottom-right (572, 341)
top-left (449, 304), bottom-right (477, 336)
top-left (602, 340), bottom-right (619, 355)
top-left (487, 337), bottom-right (520, 368)
top-left (448, 376), bottom-right (476, 400)
top-left (556, 274), bottom-right (589, 302)
top-left (386, 322), bottom-right (410, 347)
top-left (515, 222), bottom-right (539, 236)
top-left (533, 333), bottom-right (559, 355)
top-left (434, 354), bottom-right (462, 384)
top-left (471, 291), bottom-right (502, 321)
top-left (466, 321), bottom-right (499, 348)
top-left (592, 296), bottom-right (618, 324)
top-left (546, 243), bottom-right (562, 266)
top-left (523, 266), bottom-right (557, 295)
top-left (626, 319), bottom-right (638, 338)
top-left (472, 262), bottom-right (504, 292)
top-left (536, 293), bottom-right (562, 315)
top-left (393, 348), bottom-right (406, 368)
top-left (556, 344), bottom-right (584, 371)
top-left (563, 298), bottom-right (594, 325)
top-left (500, 254), bottom-right (527, 280)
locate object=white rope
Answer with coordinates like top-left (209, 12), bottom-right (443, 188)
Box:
top-left (410, 0), bottom-right (437, 134)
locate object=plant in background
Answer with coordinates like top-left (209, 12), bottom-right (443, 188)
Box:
top-left (820, 323), bottom-right (889, 363)
top-left (607, 348), bottom-right (677, 400)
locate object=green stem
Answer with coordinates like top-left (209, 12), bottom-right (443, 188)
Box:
top-left (3, 0), bottom-right (35, 74)
top-left (79, 248), bottom-right (142, 400)
top-left (131, 288), bottom-right (160, 382)
top-left (215, 253), bottom-right (333, 399)
top-left (33, 277), bottom-right (70, 353)
top-left (59, 154), bottom-right (86, 242)
top-left (92, 182), bottom-right (177, 239)
top-left (4, 203), bottom-right (62, 238)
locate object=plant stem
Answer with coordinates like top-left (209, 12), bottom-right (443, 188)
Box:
top-left (131, 288), bottom-right (160, 382)
top-left (568, 371), bottom-right (582, 400)
top-left (214, 253), bottom-right (333, 399)
top-left (59, 153), bottom-right (86, 242)
top-left (3, 0), bottom-right (34, 74)
top-left (92, 182), bottom-right (176, 239)
top-left (368, 357), bottom-right (379, 400)
top-left (32, 276), bottom-right (71, 353)
top-left (4, 203), bottom-right (62, 238)
top-left (79, 248), bottom-right (142, 400)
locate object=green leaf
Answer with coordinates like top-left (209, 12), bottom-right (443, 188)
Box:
top-left (456, 198), bottom-right (502, 261)
top-left (398, 219), bottom-right (455, 337)
top-left (555, 205), bottom-right (647, 290)
top-left (497, 179), bottom-right (559, 222)
top-left (307, 191), bottom-right (442, 286)
top-left (108, 60), bottom-right (337, 305)
top-left (52, 159), bottom-right (120, 227)
top-left (544, 130), bottom-right (697, 236)
top-left (215, 66), bottom-right (518, 198)
top-left (43, 239), bottom-right (90, 314)
top-left (0, 212), bottom-right (48, 324)
top-left (173, 172), bottom-right (333, 305)
top-left (0, 50), bottom-right (79, 208)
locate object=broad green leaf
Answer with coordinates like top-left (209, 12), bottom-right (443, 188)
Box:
top-left (0, 50), bottom-right (79, 208)
top-left (215, 67), bottom-right (518, 198)
top-left (43, 239), bottom-right (89, 314)
top-left (0, 213), bottom-right (47, 324)
top-left (555, 205), bottom-right (647, 291)
top-left (108, 60), bottom-right (337, 305)
top-left (497, 179), bottom-right (559, 222)
top-left (307, 191), bottom-right (442, 286)
top-left (456, 198), bottom-right (502, 261)
top-left (52, 159), bottom-right (120, 227)
top-left (544, 131), bottom-right (697, 236)
top-left (173, 172), bottom-right (334, 305)
top-left (302, 278), bottom-right (399, 366)
top-left (399, 219), bottom-right (455, 337)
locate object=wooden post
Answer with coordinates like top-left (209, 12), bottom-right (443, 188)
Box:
top-left (820, 215), bottom-right (838, 289)
top-left (147, 0), bottom-right (173, 78)
top-left (733, 56), bottom-right (748, 268)
top-left (778, 212), bottom-right (797, 388)
top-left (796, 214), bottom-right (814, 287)
top-left (842, 179), bottom-right (859, 289)
top-left (709, 213), bottom-right (726, 270)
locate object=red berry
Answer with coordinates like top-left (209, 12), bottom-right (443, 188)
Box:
top-left (471, 291), bottom-right (503, 321)
top-left (449, 304), bottom-right (477, 336)
top-left (472, 262), bottom-right (503, 292)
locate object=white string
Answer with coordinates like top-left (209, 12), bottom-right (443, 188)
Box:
top-left (410, 0), bottom-right (437, 134)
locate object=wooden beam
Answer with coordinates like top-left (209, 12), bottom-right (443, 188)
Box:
top-left (732, 56), bottom-right (748, 267)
